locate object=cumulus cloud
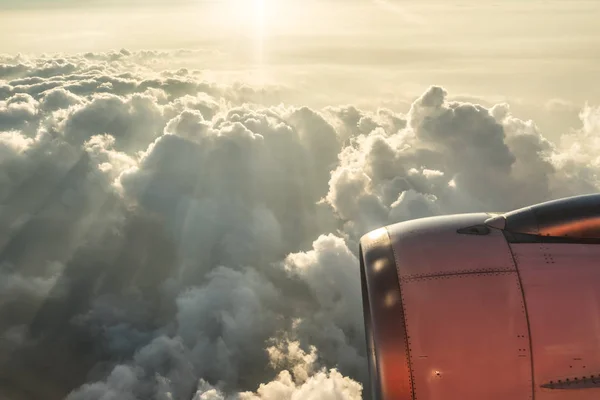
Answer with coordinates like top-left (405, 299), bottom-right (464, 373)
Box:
top-left (0, 93), bottom-right (39, 133)
top-left (192, 369), bottom-right (362, 400)
top-left (0, 49), bottom-right (598, 400)
top-left (325, 86), bottom-right (600, 238)
top-left (283, 235), bottom-right (366, 383)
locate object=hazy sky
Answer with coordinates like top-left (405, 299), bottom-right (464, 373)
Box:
top-left (8, 0), bottom-right (593, 140)
top-left (1, 0), bottom-right (599, 140)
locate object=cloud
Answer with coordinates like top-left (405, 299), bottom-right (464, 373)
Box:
top-left (175, 266), bottom-right (283, 390)
top-left (192, 368), bottom-right (362, 400)
top-left (325, 86), bottom-right (600, 238)
top-left (61, 93), bottom-right (164, 151)
top-left (0, 93), bottom-right (39, 132)
top-left (283, 235), bottom-right (367, 384)
top-left (0, 50), bottom-right (598, 400)
top-left (40, 87), bottom-right (84, 111)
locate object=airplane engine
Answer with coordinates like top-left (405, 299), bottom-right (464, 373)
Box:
top-left (359, 194), bottom-right (600, 400)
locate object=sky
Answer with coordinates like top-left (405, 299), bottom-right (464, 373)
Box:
top-left (1, 0), bottom-right (599, 139)
top-left (1, 1), bottom-right (600, 400)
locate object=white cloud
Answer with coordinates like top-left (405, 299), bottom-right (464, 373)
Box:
top-left (0, 50), bottom-right (598, 400)
top-left (192, 369), bottom-right (362, 400)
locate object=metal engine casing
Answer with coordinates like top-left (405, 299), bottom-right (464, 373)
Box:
top-left (360, 194), bottom-right (600, 400)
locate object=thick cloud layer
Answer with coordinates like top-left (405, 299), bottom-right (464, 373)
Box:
top-left (0, 50), bottom-right (598, 400)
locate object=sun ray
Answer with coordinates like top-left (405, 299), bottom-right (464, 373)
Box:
top-left (372, 0), bottom-right (425, 25)
top-left (254, 0), bottom-right (266, 84)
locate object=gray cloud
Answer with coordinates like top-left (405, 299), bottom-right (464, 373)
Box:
top-left (0, 93), bottom-right (39, 133)
top-left (0, 50), bottom-right (598, 400)
top-left (326, 85), bottom-right (600, 239)
top-left (62, 93), bottom-right (164, 151)
top-left (283, 234), bottom-right (366, 383)
top-left (40, 87), bottom-right (84, 111)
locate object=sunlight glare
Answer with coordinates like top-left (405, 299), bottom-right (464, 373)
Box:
top-left (209, 0), bottom-right (301, 38)
top-left (223, 0), bottom-right (269, 29)
top-left (223, 0), bottom-right (270, 82)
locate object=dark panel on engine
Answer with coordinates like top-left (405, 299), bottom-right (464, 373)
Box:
top-left (500, 194), bottom-right (600, 239)
top-left (360, 228), bottom-right (413, 400)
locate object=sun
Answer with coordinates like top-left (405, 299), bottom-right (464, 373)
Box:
top-left (210, 0), bottom-right (296, 36)
top-left (207, 0), bottom-right (299, 80)
top-left (223, 0), bottom-right (268, 28)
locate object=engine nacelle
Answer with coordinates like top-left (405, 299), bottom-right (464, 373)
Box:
top-left (360, 194), bottom-right (600, 400)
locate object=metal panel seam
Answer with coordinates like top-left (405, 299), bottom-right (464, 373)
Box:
top-left (386, 226), bottom-right (416, 400)
top-left (400, 269), bottom-right (515, 282)
top-left (505, 240), bottom-right (536, 400)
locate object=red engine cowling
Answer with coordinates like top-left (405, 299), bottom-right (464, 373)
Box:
top-left (360, 194), bottom-right (600, 400)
